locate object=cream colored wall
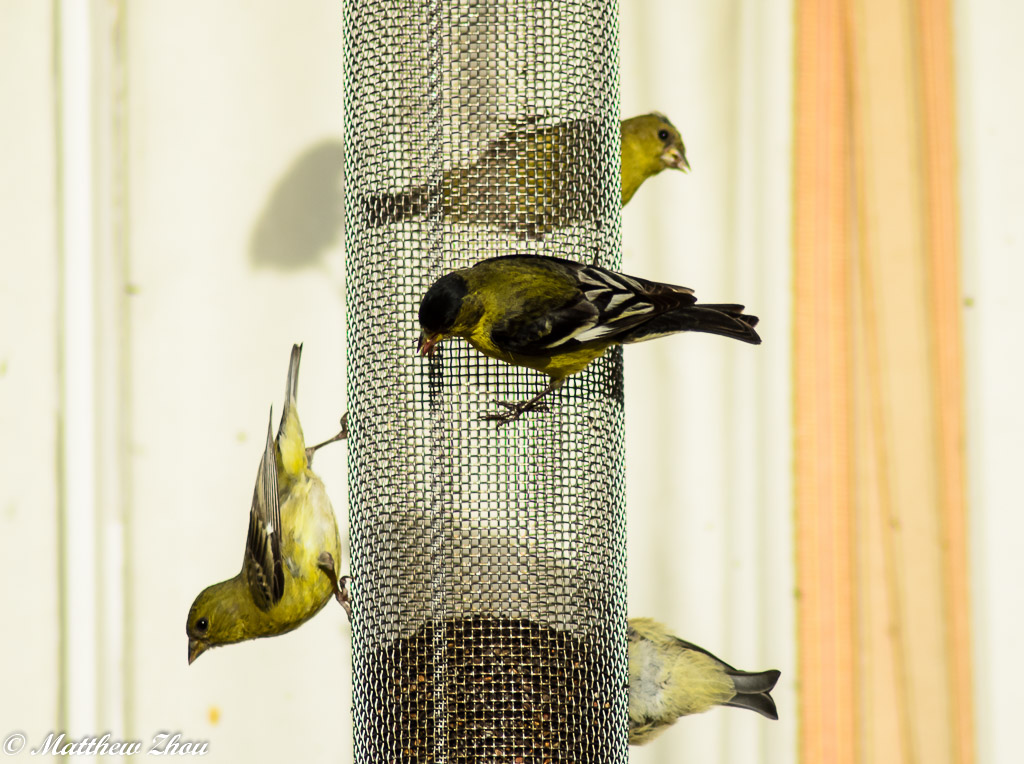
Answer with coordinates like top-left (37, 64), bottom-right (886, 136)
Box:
top-left (2, 0), bottom-right (352, 761)
top-left (123, 2), bottom-right (351, 759)
top-left (957, 2), bottom-right (1024, 764)
top-left (2, 1), bottom-right (1019, 763)
top-left (620, 1), bottom-right (795, 764)
top-left (0, 0), bottom-right (61, 734)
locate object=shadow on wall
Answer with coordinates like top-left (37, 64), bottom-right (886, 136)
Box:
top-left (249, 139), bottom-right (345, 270)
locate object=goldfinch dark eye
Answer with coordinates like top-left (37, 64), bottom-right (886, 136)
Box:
top-left (658, 129), bottom-right (670, 141)
top-left (196, 617), bottom-right (209, 633)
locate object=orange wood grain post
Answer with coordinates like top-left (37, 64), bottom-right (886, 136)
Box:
top-left (793, 0), bottom-right (973, 761)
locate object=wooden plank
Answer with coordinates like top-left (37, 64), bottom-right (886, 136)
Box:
top-left (793, 1), bottom-right (858, 761)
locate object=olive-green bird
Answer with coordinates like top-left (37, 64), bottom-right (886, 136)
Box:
top-left (620, 113), bottom-right (690, 204)
top-left (186, 345), bottom-right (350, 664)
top-left (418, 255), bottom-right (760, 424)
top-left (362, 113), bottom-right (688, 238)
top-left (628, 618), bottom-right (780, 745)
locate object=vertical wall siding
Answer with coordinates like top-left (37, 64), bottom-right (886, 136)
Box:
top-left (0, 0), bottom-right (62, 734)
top-left (57, 0), bottom-right (99, 735)
top-left (956, 3), bottom-right (1024, 764)
top-left (623, 2), bottom-right (795, 763)
top-left (124, 2), bottom-right (351, 760)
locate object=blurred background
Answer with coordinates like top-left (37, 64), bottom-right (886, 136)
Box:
top-left (0, 1), bottom-right (1019, 763)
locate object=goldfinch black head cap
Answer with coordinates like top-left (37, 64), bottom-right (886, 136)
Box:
top-left (419, 272), bottom-right (468, 334)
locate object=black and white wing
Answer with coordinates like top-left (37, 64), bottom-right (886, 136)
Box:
top-left (490, 258), bottom-right (697, 356)
top-left (244, 409), bottom-right (285, 611)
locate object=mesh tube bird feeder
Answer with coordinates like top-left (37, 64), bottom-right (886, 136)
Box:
top-left (343, 1), bottom-right (627, 761)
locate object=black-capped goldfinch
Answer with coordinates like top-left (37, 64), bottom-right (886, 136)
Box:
top-left (417, 255), bottom-right (760, 424)
top-left (628, 618), bottom-right (781, 744)
top-left (186, 345), bottom-right (349, 664)
top-left (362, 113), bottom-right (688, 238)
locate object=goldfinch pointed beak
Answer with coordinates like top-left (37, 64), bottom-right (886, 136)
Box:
top-left (662, 146), bottom-right (690, 173)
top-left (188, 639), bottom-right (208, 665)
top-left (418, 333), bottom-right (441, 356)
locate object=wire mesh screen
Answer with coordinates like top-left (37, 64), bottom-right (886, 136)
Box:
top-left (343, 0), bottom-right (626, 761)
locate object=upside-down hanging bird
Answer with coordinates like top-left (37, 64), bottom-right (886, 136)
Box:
top-left (417, 255), bottom-right (761, 424)
top-left (186, 345), bottom-right (350, 664)
top-left (362, 113), bottom-right (689, 238)
top-left (628, 618), bottom-right (781, 744)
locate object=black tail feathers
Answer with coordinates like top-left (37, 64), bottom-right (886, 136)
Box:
top-left (724, 668), bottom-right (781, 720)
top-left (624, 303), bottom-right (762, 346)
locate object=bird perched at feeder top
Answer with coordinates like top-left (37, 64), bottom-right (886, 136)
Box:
top-left (186, 345), bottom-right (350, 664)
top-left (627, 618), bottom-right (781, 745)
top-left (361, 113), bottom-right (688, 238)
top-left (417, 255), bottom-right (761, 425)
